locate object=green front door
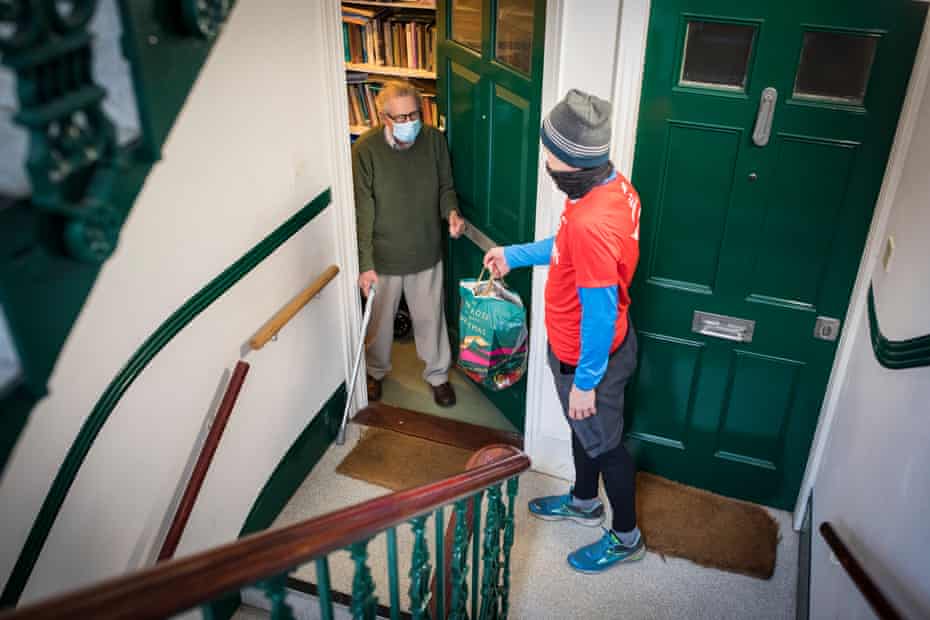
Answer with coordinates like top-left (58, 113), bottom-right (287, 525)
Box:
top-left (629, 0), bottom-right (925, 508)
top-left (437, 0), bottom-right (547, 431)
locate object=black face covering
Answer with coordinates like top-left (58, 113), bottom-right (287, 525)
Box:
top-left (546, 161), bottom-right (615, 200)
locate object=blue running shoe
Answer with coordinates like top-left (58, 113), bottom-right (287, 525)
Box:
top-left (528, 492), bottom-right (604, 527)
top-left (567, 528), bottom-right (646, 574)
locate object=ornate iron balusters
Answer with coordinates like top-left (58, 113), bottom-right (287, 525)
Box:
top-left (479, 484), bottom-right (504, 620)
top-left (315, 557), bottom-right (335, 620)
top-left (0, 0), bottom-right (124, 262)
top-left (349, 538), bottom-right (378, 620)
top-left (258, 573), bottom-right (296, 620)
top-left (449, 499), bottom-right (470, 620)
top-left (501, 477), bottom-right (519, 620)
top-left (386, 526), bottom-right (401, 620)
top-left (408, 515), bottom-right (432, 620)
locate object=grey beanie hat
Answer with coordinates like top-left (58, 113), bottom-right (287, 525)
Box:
top-left (540, 89), bottom-right (612, 169)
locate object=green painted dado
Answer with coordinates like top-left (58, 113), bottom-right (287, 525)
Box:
top-left (0, 0), bottom-right (235, 474)
top-left (438, 0), bottom-right (548, 432)
top-left (628, 0), bottom-right (925, 509)
top-left (0, 189), bottom-right (332, 608)
top-left (868, 286), bottom-right (930, 370)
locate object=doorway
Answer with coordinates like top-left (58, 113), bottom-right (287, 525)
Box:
top-left (626, 0), bottom-right (926, 509)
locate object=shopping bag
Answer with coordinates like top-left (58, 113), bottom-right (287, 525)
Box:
top-left (457, 269), bottom-right (528, 391)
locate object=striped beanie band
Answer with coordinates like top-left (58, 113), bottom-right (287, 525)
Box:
top-left (540, 89), bottom-right (612, 169)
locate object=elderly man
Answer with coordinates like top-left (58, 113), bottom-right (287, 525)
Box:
top-left (353, 80), bottom-right (465, 407)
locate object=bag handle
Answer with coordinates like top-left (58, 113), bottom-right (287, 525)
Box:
top-left (475, 267), bottom-right (500, 297)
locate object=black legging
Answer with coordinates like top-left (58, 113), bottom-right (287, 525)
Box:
top-left (571, 431), bottom-right (637, 533)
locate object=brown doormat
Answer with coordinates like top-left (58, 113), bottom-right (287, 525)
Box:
top-left (636, 471), bottom-right (779, 579)
top-left (337, 430), bottom-right (779, 579)
top-left (336, 428), bottom-right (473, 491)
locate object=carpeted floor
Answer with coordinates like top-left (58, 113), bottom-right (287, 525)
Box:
top-left (380, 340), bottom-right (518, 433)
top-left (267, 430), bottom-right (799, 620)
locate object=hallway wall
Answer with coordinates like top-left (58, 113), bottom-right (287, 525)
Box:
top-left (0, 0), bottom-right (353, 604)
top-left (809, 15), bottom-right (930, 619)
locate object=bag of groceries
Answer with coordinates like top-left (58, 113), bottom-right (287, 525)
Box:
top-left (457, 269), bottom-right (528, 391)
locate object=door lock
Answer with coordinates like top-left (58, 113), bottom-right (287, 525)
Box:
top-left (748, 172), bottom-right (758, 182)
top-left (752, 87), bottom-right (778, 147)
top-left (814, 316), bottom-right (841, 341)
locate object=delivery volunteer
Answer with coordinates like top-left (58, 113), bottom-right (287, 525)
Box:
top-left (353, 80), bottom-right (465, 408)
top-left (483, 89), bottom-right (645, 573)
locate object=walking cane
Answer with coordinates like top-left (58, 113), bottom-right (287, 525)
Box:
top-left (336, 283), bottom-right (376, 445)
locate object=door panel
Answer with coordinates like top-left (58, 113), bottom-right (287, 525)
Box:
top-left (439, 0), bottom-right (546, 431)
top-left (631, 0), bottom-right (925, 508)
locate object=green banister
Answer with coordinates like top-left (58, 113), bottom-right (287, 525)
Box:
top-left (259, 573), bottom-right (295, 620)
top-left (408, 516), bottom-right (431, 620)
top-left (0, 189), bottom-right (332, 607)
top-left (449, 499), bottom-right (470, 620)
top-left (471, 491), bottom-right (484, 620)
top-left (386, 527), bottom-right (401, 620)
top-left (501, 478), bottom-right (519, 620)
top-left (349, 539), bottom-right (377, 620)
top-left (479, 484), bottom-right (504, 620)
top-left (434, 506), bottom-right (445, 619)
top-left (315, 558), bottom-right (335, 620)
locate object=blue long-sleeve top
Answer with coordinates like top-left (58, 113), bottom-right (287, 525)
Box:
top-left (503, 240), bottom-right (618, 391)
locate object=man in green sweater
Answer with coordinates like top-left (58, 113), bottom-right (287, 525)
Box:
top-left (353, 81), bottom-right (465, 407)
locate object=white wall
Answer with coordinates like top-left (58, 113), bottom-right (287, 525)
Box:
top-left (808, 18), bottom-right (930, 620)
top-left (0, 0), bottom-right (354, 603)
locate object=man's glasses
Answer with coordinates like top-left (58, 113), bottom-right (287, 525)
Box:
top-left (385, 110), bottom-right (421, 123)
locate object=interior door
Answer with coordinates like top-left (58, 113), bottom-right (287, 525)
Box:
top-left (437, 0), bottom-right (547, 431)
top-left (628, 0), bottom-right (925, 508)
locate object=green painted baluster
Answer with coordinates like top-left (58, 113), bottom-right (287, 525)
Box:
top-left (479, 484), bottom-right (504, 620)
top-left (259, 573), bottom-right (296, 620)
top-left (316, 557), bottom-right (335, 620)
top-left (386, 527), bottom-right (401, 620)
top-left (408, 516), bottom-right (432, 620)
top-left (449, 499), bottom-right (470, 620)
top-left (349, 539), bottom-right (378, 620)
top-left (471, 491), bottom-right (484, 620)
top-left (501, 477), bottom-right (519, 620)
top-left (200, 603), bottom-right (216, 620)
top-left (434, 506), bottom-right (445, 619)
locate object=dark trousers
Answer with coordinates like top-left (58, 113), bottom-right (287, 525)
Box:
top-left (571, 431), bottom-right (637, 532)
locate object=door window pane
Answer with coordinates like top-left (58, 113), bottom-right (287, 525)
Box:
top-left (496, 0), bottom-right (534, 74)
top-left (793, 31), bottom-right (878, 105)
top-left (452, 0), bottom-right (482, 51)
top-left (680, 21), bottom-right (756, 90)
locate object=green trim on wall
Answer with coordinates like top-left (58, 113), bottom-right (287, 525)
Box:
top-left (1, 189), bottom-right (332, 608)
top-left (208, 382), bottom-right (347, 620)
top-left (868, 286), bottom-right (930, 370)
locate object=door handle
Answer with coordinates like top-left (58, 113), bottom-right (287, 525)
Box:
top-left (752, 87), bottom-right (778, 147)
top-left (692, 311), bottom-right (756, 343)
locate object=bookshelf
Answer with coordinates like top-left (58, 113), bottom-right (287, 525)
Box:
top-left (342, 1), bottom-right (439, 139)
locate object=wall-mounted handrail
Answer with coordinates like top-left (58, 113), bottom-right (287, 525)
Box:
top-left (0, 446), bottom-right (530, 620)
top-left (157, 361), bottom-right (250, 562)
top-left (819, 522), bottom-right (903, 620)
top-left (249, 265), bottom-right (340, 350)
top-left (0, 190), bottom-right (332, 607)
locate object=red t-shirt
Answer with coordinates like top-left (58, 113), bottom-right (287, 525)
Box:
top-left (545, 174), bottom-right (641, 365)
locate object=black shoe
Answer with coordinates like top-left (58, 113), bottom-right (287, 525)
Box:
top-left (431, 382), bottom-right (456, 407)
top-left (367, 375), bottom-right (382, 401)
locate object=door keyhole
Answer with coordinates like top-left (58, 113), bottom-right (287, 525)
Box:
top-left (748, 172), bottom-right (759, 182)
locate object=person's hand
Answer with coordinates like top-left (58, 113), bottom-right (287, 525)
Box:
top-left (449, 210), bottom-right (466, 239)
top-left (568, 385), bottom-right (596, 420)
top-left (358, 270), bottom-right (378, 298)
top-left (483, 247), bottom-right (511, 277)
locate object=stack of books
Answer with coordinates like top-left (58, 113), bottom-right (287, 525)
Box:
top-left (346, 80), bottom-right (438, 131)
top-left (343, 5), bottom-right (436, 72)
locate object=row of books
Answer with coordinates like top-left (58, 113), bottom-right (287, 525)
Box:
top-left (343, 7), bottom-right (436, 71)
top-left (347, 82), bottom-right (438, 130)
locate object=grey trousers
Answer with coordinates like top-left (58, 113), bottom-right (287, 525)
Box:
top-left (366, 261), bottom-right (451, 386)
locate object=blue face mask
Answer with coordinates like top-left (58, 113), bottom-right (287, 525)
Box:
top-left (392, 119), bottom-right (422, 144)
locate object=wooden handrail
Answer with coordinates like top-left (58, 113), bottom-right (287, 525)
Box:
top-left (157, 361), bottom-right (250, 561)
top-left (0, 447), bottom-right (530, 620)
top-left (819, 522), bottom-right (903, 620)
top-left (249, 264), bottom-right (340, 350)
